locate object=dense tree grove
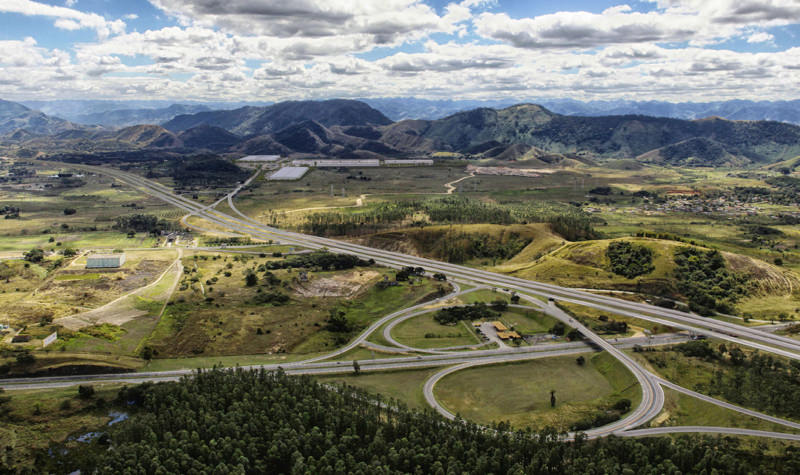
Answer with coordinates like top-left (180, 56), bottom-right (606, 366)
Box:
top-left (43, 369), bottom-right (800, 474)
top-left (432, 231), bottom-right (532, 263)
top-left (298, 196), bottom-right (597, 241)
top-left (263, 252), bottom-right (373, 271)
top-left (169, 155), bottom-right (249, 187)
top-left (606, 241), bottom-right (655, 278)
top-left (434, 302), bottom-right (498, 324)
top-left (673, 247), bottom-right (748, 315)
top-left (113, 214), bottom-right (175, 235)
top-left (606, 241), bottom-right (656, 279)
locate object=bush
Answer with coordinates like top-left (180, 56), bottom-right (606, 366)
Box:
top-left (78, 385), bottom-right (95, 400)
top-left (549, 322), bottom-right (566, 336)
top-left (63, 208), bottom-right (77, 215)
top-left (674, 340), bottom-right (716, 359)
top-left (23, 248), bottom-right (44, 263)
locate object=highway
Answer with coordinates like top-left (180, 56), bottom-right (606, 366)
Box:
top-left (102, 163), bottom-right (800, 361)
top-left (14, 162), bottom-right (800, 442)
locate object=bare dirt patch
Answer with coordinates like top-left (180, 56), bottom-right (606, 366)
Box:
top-left (293, 270), bottom-right (381, 298)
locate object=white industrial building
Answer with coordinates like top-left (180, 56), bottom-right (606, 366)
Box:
top-left (269, 167), bottom-right (309, 180)
top-left (383, 159), bottom-right (433, 166)
top-left (291, 159), bottom-right (381, 167)
top-left (238, 155), bottom-right (280, 162)
top-left (86, 253), bottom-right (126, 269)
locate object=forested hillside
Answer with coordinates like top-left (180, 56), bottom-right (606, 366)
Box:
top-left (41, 368), bottom-right (800, 474)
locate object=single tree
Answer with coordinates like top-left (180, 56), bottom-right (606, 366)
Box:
top-left (353, 360), bottom-right (361, 376)
top-left (576, 356), bottom-right (585, 366)
top-left (550, 390), bottom-right (556, 408)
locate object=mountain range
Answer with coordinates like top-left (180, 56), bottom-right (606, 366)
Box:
top-left (20, 97), bottom-right (800, 125)
top-left (362, 98), bottom-right (800, 124)
top-left (2, 98), bottom-right (800, 167)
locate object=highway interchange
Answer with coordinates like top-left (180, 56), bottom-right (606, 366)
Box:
top-left (5, 163), bottom-right (800, 442)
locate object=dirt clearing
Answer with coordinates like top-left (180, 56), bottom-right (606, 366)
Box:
top-left (293, 270), bottom-right (381, 298)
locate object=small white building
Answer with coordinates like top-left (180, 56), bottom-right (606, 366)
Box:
top-left (86, 253), bottom-right (126, 269)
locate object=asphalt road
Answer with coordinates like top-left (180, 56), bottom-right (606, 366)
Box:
top-left (21, 162), bottom-right (799, 442)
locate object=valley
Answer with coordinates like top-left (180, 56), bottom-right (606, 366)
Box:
top-left (1, 98), bottom-right (800, 472)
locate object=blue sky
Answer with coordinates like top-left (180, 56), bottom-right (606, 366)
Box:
top-left (1, 0), bottom-right (799, 102)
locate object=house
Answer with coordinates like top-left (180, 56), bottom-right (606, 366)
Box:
top-left (86, 253), bottom-right (126, 269)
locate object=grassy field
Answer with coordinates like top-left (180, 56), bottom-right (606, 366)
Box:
top-left (316, 367), bottom-right (443, 410)
top-left (434, 352), bottom-right (640, 431)
top-left (558, 301), bottom-right (677, 337)
top-left (500, 308), bottom-right (560, 334)
top-left (0, 384), bottom-right (125, 471)
top-left (0, 162), bottom-right (171, 241)
top-left (391, 313), bottom-right (480, 349)
top-left (142, 251), bottom-right (449, 358)
top-left (652, 388), bottom-right (800, 435)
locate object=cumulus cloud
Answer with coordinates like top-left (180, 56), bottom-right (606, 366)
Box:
top-left (2, 0), bottom-right (800, 103)
top-left (0, 0), bottom-right (125, 39)
top-left (474, 10), bottom-right (706, 49)
top-left (148, 0), bottom-right (464, 46)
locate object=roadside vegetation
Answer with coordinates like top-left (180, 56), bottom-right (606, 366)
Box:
top-left (635, 340), bottom-right (800, 421)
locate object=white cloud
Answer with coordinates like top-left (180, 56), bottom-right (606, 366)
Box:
top-left (0, 0), bottom-right (126, 40)
top-left (2, 1), bottom-right (800, 103)
top-left (747, 31), bottom-right (775, 43)
top-left (54, 18), bottom-right (81, 31)
top-left (148, 0), bottom-right (460, 46)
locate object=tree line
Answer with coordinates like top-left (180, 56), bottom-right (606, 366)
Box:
top-left (37, 368), bottom-right (800, 474)
top-left (298, 196), bottom-right (598, 241)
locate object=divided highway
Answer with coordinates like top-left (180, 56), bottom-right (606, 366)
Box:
top-left (96, 164), bottom-right (800, 361)
top-left (17, 162), bottom-right (799, 442)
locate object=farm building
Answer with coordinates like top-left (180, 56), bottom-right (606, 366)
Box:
top-left (86, 253), bottom-right (126, 269)
top-left (269, 167), bottom-right (309, 181)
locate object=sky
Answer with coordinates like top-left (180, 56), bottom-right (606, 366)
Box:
top-left (1, 0), bottom-right (800, 103)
